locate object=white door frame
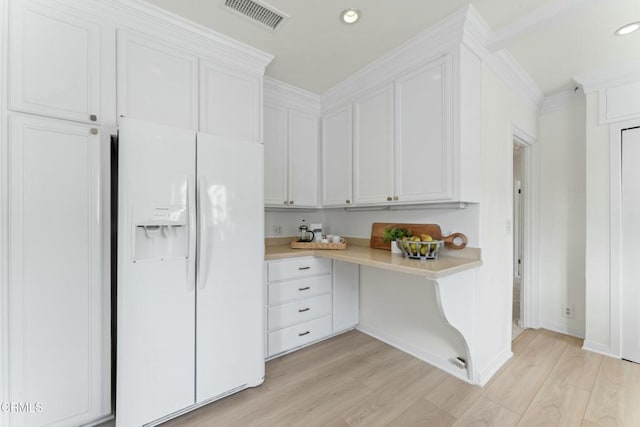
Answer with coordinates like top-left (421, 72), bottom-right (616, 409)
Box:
top-left (610, 119), bottom-right (640, 358)
top-left (512, 125), bottom-right (539, 330)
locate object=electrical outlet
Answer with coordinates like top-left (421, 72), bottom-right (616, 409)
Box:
top-left (272, 225), bottom-right (282, 236)
top-left (562, 304), bottom-right (576, 319)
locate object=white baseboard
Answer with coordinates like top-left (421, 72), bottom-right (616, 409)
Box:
top-left (476, 347), bottom-right (513, 387)
top-left (582, 340), bottom-right (620, 359)
top-left (539, 321), bottom-right (585, 339)
top-left (356, 324), bottom-right (472, 384)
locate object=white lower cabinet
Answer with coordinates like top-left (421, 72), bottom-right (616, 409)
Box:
top-left (333, 261), bottom-right (360, 333)
top-left (6, 114), bottom-right (108, 427)
top-left (265, 257), bottom-right (359, 358)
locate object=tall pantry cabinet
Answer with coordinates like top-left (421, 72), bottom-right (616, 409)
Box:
top-left (0, 0), bottom-right (272, 426)
top-left (2, 0), bottom-right (109, 426)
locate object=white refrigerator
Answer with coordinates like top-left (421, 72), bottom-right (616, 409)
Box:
top-left (115, 118), bottom-right (265, 427)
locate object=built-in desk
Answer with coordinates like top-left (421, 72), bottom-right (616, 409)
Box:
top-left (265, 238), bottom-right (484, 384)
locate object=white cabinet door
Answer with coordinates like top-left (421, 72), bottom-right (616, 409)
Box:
top-left (395, 59), bottom-right (451, 202)
top-left (288, 110), bottom-right (319, 207)
top-left (7, 114), bottom-right (104, 427)
top-left (264, 103), bottom-right (288, 206)
top-left (8, 0), bottom-right (101, 124)
top-left (622, 126), bottom-right (640, 363)
top-left (199, 60), bottom-right (261, 142)
top-left (333, 261), bottom-right (359, 333)
top-left (196, 135), bottom-right (264, 403)
top-left (322, 105), bottom-right (353, 207)
top-left (353, 84), bottom-right (394, 205)
top-left (117, 30), bottom-right (198, 130)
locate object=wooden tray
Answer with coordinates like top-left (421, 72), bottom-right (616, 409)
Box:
top-left (370, 223), bottom-right (467, 250)
top-left (290, 240), bottom-right (347, 250)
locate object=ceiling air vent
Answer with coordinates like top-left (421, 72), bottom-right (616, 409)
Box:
top-left (224, 0), bottom-right (287, 31)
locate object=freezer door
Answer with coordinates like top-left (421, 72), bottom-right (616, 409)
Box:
top-left (116, 118), bottom-right (197, 427)
top-left (195, 134), bottom-right (265, 403)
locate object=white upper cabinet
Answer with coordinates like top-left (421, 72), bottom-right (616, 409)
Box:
top-left (288, 110), bottom-right (319, 207)
top-left (322, 105), bottom-right (353, 207)
top-left (394, 57), bottom-right (452, 202)
top-left (263, 102), bottom-right (319, 208)
top-left (199, 60), bottom-right (261, 142)
top-left (264, 103), bottom-right (288, 206)
top-left (353, 84), bottom-right (394, 205)
top-left (117, 30), bottom-right (198, 130)
top-left (8, 0), bottom-right (101, 124)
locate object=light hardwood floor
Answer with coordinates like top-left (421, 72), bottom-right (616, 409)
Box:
top-left (163, 329), bottom-right (640, 427)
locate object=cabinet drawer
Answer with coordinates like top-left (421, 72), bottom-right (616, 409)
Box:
top-left (268, 257), bottom-right (331, 281)
top-left (268, 275), bottom-right (332, 305)
top-left (268, 294), bottom-right (332, 331)
top-left (268, 315), bottom-right (333, 357)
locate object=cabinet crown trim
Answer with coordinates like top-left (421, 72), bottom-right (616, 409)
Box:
top-left (320, 4), bottom-right (544, 112)
top-left (58, 0), bottom-right (274, 71)
top-left (265, 77), bottom-right (321, 115)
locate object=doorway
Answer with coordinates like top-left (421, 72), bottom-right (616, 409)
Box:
top-left (513, 142), bottom-right (525, 340)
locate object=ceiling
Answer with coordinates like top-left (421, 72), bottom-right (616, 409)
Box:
top-left (145, 0), bottom-right (640, 96)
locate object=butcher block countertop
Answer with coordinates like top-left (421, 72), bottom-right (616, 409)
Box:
top-left (265, 237), bottom-right (481, 279)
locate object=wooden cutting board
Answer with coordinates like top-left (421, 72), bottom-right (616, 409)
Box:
top-left (370, 223), bottom-right (467, 250)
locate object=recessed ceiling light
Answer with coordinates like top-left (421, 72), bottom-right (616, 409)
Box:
top-left (340, 8), bottom-right (360, 24)
top-left (615, 22), bottom-right (640, 36)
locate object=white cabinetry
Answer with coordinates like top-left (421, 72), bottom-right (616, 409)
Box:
top-left (288, 110), bottom-right (319, 206)
top-left (117, 30), bottom-right (198, 130)
top-left (199, 60), bottom-right (261, 142)
top-left (352, 58), bottom-right (453, 206)
top-left (395, 57), bottom-right (452, 202)
top-left (333, 261), bottom-right (359, 333)
top-left (325, 48), bottom-right (479, 207)
top-left (353, 84), bottom-right (395, 205)
top-left (6, 114), bottom-right (105, 427)
top-left (266, 257), bottom-right (333, 357)
top-left (263, 103), bottom-right (319, 207)
top-left (322, 105), bottom-right (353, 207)
top-left (264, 103), bottom-right (288, 205)
top-left (8, 0), bottom-right (101, 124)
top-left (265, 257), bottom-right (360, 358)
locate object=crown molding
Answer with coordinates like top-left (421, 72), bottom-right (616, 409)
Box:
top-left (44, 0), bottom-right (274, 73)
top-left (264, 77), bottom-right (321, 115)
top-left (460, 5), bottom-right (545, 110)
top-left (575, 60), bottom-right (640, 93)
top-left (485, 50), bottom-right (545, 110)
top-left (540, 89), bottom-right (585, 115)
top-left (320, 5), bottom-right (544, 113)
top-left (320, 6), bottom-right (468, 111)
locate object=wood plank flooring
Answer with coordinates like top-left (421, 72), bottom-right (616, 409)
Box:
top-left (163, 328), bottom-right (640, 427)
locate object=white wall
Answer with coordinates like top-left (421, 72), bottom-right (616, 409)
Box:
top-left (266, 205), bottom-right (480, 245)
top-left (477, 64), bottom-right (538, 374)
top-left (538, 99), bottom-right (586, 337)
top-left (323, 205), bottom-right (480, 245)
top-left (265, 209), bottom-right (326, 237)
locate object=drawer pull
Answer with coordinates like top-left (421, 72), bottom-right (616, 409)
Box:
top-left (298, 286), bottom-right (311, 291)
top-left (298, 266), bottom-right (311, 270)
top-left (298, 307), bottom-right (310, 313)
top-left (298, 331), bottom-right (310, 336)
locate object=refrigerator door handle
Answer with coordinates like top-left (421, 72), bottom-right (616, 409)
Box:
top-left (197, 176), bottom-right (209, 289)
top-left (187, 175), bottom-right (196, 290)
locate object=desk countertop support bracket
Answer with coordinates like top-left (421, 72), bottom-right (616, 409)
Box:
top-left (432, 269), bottom-right (478, 384)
